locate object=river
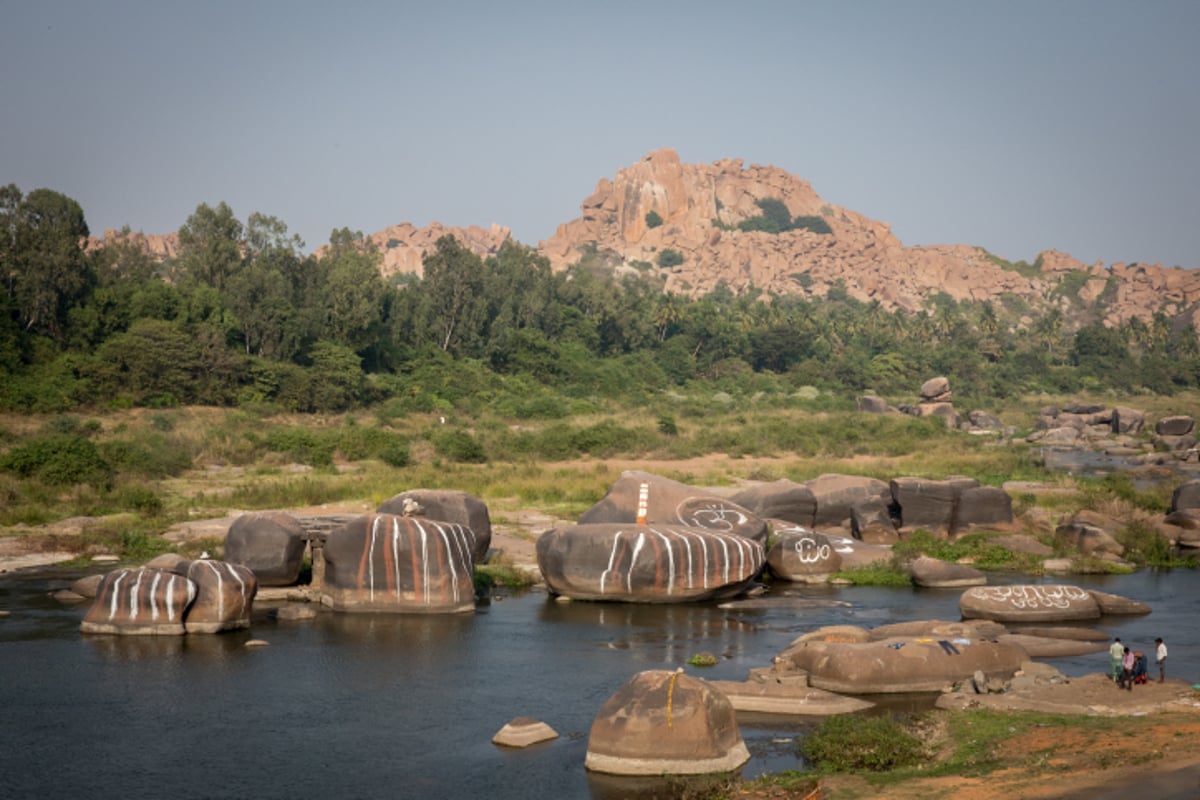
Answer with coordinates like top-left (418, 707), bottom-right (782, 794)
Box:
top-left (0, 567), bottom-right (1196, 799)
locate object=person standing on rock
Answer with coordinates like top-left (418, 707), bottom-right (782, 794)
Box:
top-left (1109, 637), bottom-right (1124, 682)
top-left (1156, 637), bottom-right (1168, 683)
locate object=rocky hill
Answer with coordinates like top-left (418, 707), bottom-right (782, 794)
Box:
top-left (89, 147), bottom-right (1200, 329)
top-left (539, 148), bottom-right (1200, 327)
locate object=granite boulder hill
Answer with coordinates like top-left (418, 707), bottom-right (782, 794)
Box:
top-left (538, 148), bottom-right (1200, 328)
top-left (88, 147), bottom-right (1200, 333)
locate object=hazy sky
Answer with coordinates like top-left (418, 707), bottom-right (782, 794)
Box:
top-left (3, 1), bottom-right (1197, 268)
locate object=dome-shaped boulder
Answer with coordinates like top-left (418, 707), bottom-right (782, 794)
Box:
top-left (585, 670), bottom-right (749, 775)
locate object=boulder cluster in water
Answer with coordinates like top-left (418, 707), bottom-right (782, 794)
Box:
top-left (68, 442), bottom-right (1190, 777)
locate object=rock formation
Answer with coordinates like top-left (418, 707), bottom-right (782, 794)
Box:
top-left (377, 489), bottom-right (492, 563)
top-left (585, 670), bottom-right (750, 775)
top-left (224, 511), bottom-right (307, 586)
top-left (536, 522), bottom-right (765, 603)
top-left (80, 559), bottom-right (257, 635)
top-left (321, 513), bottom-right (477, 613)
top-left (579, 470), bottom-right (768, 545)
top-left (538, 148), bottom-right (1200, 328)
top-left (362, 221), bottom-right (511, 280)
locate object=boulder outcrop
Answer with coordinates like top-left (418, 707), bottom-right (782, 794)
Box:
top-left (377, 489), bottom-right (492, 563)
top-left (959, 585), bottom-right (1102, 622)
top-left (536, 522), bottom-right (764, 603)
top-left (778, 635), bottom-right (1028, 694)
top-left (321, 514), bottom-right (477, 613)
top-left (765, 526), bottom-right (842, 583)
top-left (79, 559), bottom-right (257, 635)
top-left (224, 511), bottom-right (307, 587)
top-left (579, 470), bottom-right (768, 545)
top-left (585, 670), bottom-right (749, 775)
top-left (81, 567), bottom-right (197, 635)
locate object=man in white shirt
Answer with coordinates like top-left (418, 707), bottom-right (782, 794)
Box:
top-left (1109, 637), bottom-right (1124, 682)
top-left (1155, 637), bottom-right (1168, 683)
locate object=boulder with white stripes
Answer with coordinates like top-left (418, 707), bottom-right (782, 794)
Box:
top-left (80, 567), bottom-right (197, 635)
top-left (181, 560), bottom-right (258, 633)
top-left (578, 471), bottom-right (768, 546)
top-left (536, 522), bottom-right (765, 603)
top-left (377, 489), bottom-right (491, 563)
top-left (321, 514), bottom-right (477, 613)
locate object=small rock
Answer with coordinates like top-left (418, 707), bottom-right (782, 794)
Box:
top-left (244, 639), bottom-right (270, 647)
top-left (274, 605), bottom-right (318, 621)
top-left (492, 717), bottom-right (559, 748)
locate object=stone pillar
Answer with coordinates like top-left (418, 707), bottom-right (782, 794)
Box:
top-left (307, 533), bottom-right (327, 590)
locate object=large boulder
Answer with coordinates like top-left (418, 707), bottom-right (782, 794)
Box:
top-left (321, 514), bottom-right (476, 614)
top-left (585, 670), bottom-right (749, 775)
top-left (730, 480), bottom-right (816, 528)
top-left (1171, 480), bottom-right (1200, 512)
top-left (890, 477), bottom-right (967, 535)
top-left (856, 395), bottom-right (893, 414)
top-left (80, 568), bottom-right (197, 635)
top-left (823, 532), bottom-right (894, 570)
top-left (181, 560), bottom-right (257, 633)
top-left (779, 636), bottom-right (1027, 694)
top-left (537, 523), bottom-right (765, 603)
top-left (909, 555), bottom-right (986, 588)
top-left (377, 489), bottom-right (491, 563)
top-left (920, 376), bottom-right (952, 402)
top-left (224, 511), bottom-right (307, 586)
top-left (766, 526), bottom-right (842, 582)
top-left (1111, 406), bottom-right (1145, 434)
top-left (959, 585), bottom-right (1101, 622)
top-left (1156, 415), bottom-right (1195, 437)
top-left (580, 470), bottom-right (768, 545)
top-left (955, 486), bottom-right (1015, 529)
top-left (850, 500), bottom-right (899, 544)
top-left (1054, 513), bottom-right (1125, 559)
top-left (804, 474), bottom-right (891, 529)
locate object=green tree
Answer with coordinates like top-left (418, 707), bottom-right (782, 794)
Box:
top-left (176, 201), bottom-right (244, 290)
top-left (0, 186), bottom-right (93, 343)
top-left (421, 235), bottom-right (487, 354)
top-left (644, 209), bottom-right (663, 229)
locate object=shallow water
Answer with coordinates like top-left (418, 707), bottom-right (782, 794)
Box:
top-left (0, 568), bottom-right (1196, 799)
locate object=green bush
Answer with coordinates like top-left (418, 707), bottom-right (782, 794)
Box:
top-left (432, 429), bottom-right (487, 463)
top-left (657, 248), bottom-right (684, 268)
top-left (99, 432), bottom-right (195, 479)
top-left (800, 714), bottom-right (927, 772)
top-left (0, 434), bottom-right (113, 487)
top-left (644, 210), bottom-right (663, 229)
top-left (379, 442), bottom-right (411, 468)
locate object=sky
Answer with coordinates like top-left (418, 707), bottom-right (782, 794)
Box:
top-left (2, 0), bottom-right (1198, 268)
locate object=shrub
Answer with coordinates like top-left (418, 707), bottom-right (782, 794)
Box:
top-left (0, 434), bottom-right (113, 487)
top-left (379, 442), bottom-right (411, 468)
top-left (800, 714), bottom-right (926, 772)
top-left (432, 429), bottom-right (488, 463)
top-left (644, 210), bottom-right (663, 229)
top-left (657, 249), bottom-right (684, 268)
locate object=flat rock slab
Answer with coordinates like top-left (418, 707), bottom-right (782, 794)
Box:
top-left (705, 679), bottom-right (874, 716)
top-left (936, 674), bottom-right (1200, 716)
top-left (1007, 625), bottom-right (1112, 642)
top-left (996, 633), bottom-right (1109, 658)
top-left (718, 597), bottom-right (852, 611)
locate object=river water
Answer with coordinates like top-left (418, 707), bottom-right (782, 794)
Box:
top-left (0, 568), bottom-right (1197, 799)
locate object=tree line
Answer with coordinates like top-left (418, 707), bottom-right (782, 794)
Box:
top-left (3, 185), bottom-right (1199, 415)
